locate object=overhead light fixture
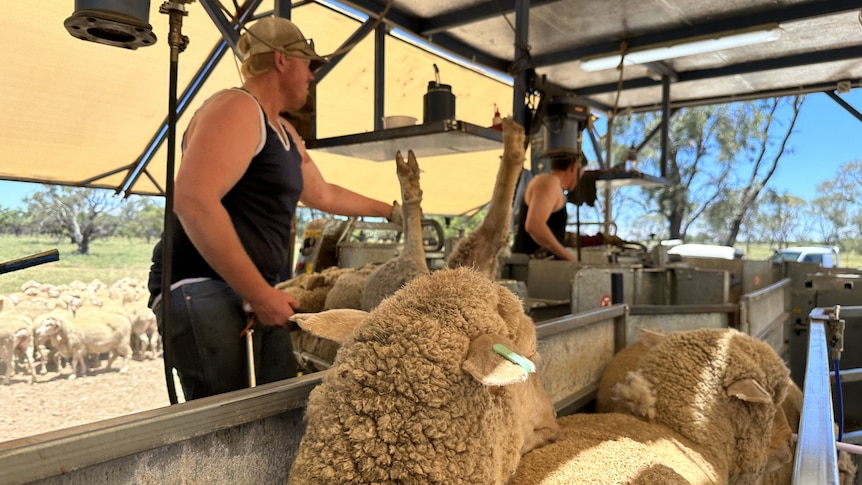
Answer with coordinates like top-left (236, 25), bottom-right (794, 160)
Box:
top-left (580, 24), bottom-right (782, 72)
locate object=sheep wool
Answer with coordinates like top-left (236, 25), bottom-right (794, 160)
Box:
top-left (287, 267), bottom-right (560, 485)
top-left (517, 328), bottom-right (793, 485)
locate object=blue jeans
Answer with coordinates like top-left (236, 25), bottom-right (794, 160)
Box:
top-left (155, 279), bottom-right (298, 400)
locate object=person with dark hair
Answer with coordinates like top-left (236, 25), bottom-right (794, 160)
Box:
top-left (512, 155), bottom-right (619, 261)
top-left (147, 16), bottom-right (400, 400)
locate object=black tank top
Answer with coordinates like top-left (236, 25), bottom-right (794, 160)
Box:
top-left (148, 90), bottom-right (303, 304)
top-left (512, 199), bottom-right (567, 256)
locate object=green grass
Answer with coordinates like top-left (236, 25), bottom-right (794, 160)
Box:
top-left (1, 235), bottom-right (858, 296)
top-left (0, 235), bottom-right (153, 294)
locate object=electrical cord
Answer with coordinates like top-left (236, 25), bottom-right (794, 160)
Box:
top-left (834, 358), bottom-right (845, 442)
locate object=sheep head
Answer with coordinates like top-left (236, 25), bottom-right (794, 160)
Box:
top-left (288, 268), bottom-right (559, 485)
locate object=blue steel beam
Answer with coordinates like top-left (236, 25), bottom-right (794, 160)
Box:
top-left (826, 91), bottom-right (862, 123)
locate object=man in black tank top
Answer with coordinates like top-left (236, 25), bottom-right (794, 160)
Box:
top-left (147, 16), bottom-right (400, 401)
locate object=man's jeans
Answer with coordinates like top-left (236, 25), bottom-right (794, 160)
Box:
top-left (155, 279), bottom-right (298, 400)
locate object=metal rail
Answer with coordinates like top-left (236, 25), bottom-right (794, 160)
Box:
top-left (793, 312), bottom-right (840, 484)
top-left (0, 306), bottom-right (626, 484)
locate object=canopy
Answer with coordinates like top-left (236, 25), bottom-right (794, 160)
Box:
top-left (2, 1), bottom-right (860, 215)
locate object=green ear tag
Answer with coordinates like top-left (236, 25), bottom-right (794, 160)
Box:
top-left (492, 344), bottom-right (536, 374)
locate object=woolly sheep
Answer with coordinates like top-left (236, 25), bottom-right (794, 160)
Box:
top-left (512, 412), bottom-right (721, 484)
top-left (359, 149), bottom-right (429, 311)
top-left (596, 330), bottom-right (795, 479)
top-left (287, 267), bottom-right (560, 484)
top-left (276, 265), bottom-right (357, 313)
top-left (515, 328), bottom-right (793, 485)
top-left (446, 117), bottom-right (525, 279)
top-left (322, 263), bottom-right (375, 311)
top-left (35, 307), bottom-right (132, 377)
top-left (595, 330), bottom-right (860, 484)
top-left (0, 313), bottom-right (37, 385)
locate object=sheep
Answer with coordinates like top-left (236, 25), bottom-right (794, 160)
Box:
top-left (34, 307), bottom-right (132, 378)
top-left (275, 265), bottom-right (371, 372)
top-left (287, 267), bottom-right (560, 484)
top-left (32, 309), bottom-right (85, 377)
top-left (0, 315), bottom-right (38, 385)
top-left (124, 302), bottom-right (159, 360)
top-left (595, 329), bottom-right (858, 485)
top-left (359, 149), bottom-right (430, 311)
top-left (446, 117), bottom-right (526, 279)
top-left (276, 265), bottom-right (358, 312)
top-left (513, 328), bottom-right (793, 485)
top-left (323, 263), bottom-right (375, 311)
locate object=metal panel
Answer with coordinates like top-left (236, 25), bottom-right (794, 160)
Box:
top-left (627, 307), bottom-right (733, 346)
top-left (0, 374), bottom-right (323, 485)
top-left (672, 267), bottom-right (730, 305)
top-left (526, 259), bottom-right (579, 300)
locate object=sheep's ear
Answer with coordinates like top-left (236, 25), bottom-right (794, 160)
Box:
top-left (289, 309), bottom-right (368, 344)
top-left (611, 371), bottom-right (657, 420)
top-left (463, 334), bottom-right (533, 386)
top-left (303, 274), bottom-right (326, 291)
top-left (637, 327), bottom-right (666, 347)
top-left (727, 378), bottom-right (773, 404)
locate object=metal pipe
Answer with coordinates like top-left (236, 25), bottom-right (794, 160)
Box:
top-left (511, 0), bottom-right (530, 127)
top-left (374, 23), bottom-right (386, 131)
top-left (660, 75), bottom-right (670, 178)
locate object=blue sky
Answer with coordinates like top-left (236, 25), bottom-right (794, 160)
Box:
top-left (769, 90), bottom-right (861, 200)
top-left (0, 90), bottom-right (859, 210)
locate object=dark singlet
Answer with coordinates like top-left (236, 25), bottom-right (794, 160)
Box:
top-left (512, 198), bottom-right (567, 256)
top-left (147, 90), bottom-right (303, 306)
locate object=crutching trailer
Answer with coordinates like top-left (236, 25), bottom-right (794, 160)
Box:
top-left (2, 0), bottom-right (862, 483)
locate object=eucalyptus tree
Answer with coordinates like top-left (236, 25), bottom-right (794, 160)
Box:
top-left (24, 185), bottom-right (124, 254)
top-left (613, 96), bottom-right (803, 243)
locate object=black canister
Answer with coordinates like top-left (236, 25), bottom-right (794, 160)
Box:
top-left (423, 82), bottom-right (456, 123)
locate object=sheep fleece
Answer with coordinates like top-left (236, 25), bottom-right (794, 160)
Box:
top-left (287, 268), bottom-right (546, 484)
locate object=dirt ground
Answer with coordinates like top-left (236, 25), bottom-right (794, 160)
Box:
top-left (0, 357), bottom-right (171, 444)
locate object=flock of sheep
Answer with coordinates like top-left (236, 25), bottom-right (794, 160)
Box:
top-left (274, 118), bottom-right (857, 484)
top-left (0, 118), bottom-right (855, 484)
top-left (0, 276), bottom-right (159, 385)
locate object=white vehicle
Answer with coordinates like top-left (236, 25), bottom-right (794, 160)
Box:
top-left (665, 242), bottom-right (743, 260)
top-left (771, 246), bottom-right (840, 268)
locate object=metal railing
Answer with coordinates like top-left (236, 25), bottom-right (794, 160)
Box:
top-left (793, 308), bottom-right (842, 484)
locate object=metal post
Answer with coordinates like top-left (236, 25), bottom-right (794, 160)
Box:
top-left (660, 75), bottom-right (670, 178)
top-left (374, 23), bottom-right (386, 131)
top-left (511, 0), bottom-right (530, 127)
top-left (158, 0), bottom-right (194, 405)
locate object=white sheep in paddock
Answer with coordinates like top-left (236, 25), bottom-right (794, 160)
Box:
top-left (359, 149), bottom-right (429, 312)
top-left (287, 267), bottom-right (560, 484)
top-left (511, 328), bottom-right (792, 485)
top-left (446, 117), bottom-right (525, 279)
top-left (0, 314), bottom-right (38, 385)
top-left (124, 303), bottom-right (159, 360)
top-left (34, 307), bottom-right (132, 378)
